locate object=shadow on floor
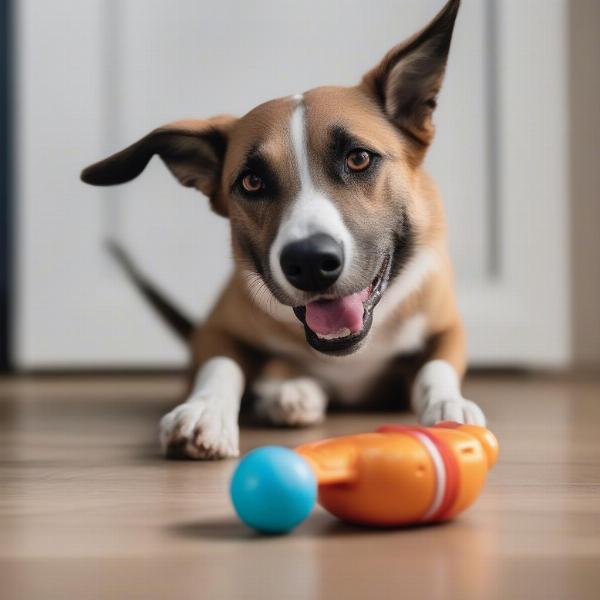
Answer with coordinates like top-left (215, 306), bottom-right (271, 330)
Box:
top-left (166, 513), bottom-right (448, 542)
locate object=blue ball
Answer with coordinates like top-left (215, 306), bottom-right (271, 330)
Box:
top-left (230, 446), bottom-right (317, 533)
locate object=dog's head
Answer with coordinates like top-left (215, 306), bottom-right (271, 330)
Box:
top-left (82, 0), bottom-right (459, 356)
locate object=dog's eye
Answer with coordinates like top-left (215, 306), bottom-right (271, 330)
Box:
top-left (241, 173), bottom-right (264, 193)
top-left (346, 149), bottom-right (372, 172)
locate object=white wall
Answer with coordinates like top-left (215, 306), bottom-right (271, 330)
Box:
top-left (14, 0), bottom-right (571, 369)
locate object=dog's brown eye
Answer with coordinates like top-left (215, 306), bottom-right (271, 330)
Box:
top-left (241, 173), bottom-right (263, 193)
top-left (346, 150), bottom-right (371, 172)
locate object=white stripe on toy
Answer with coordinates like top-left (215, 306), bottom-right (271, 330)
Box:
top-left (414, 431), bottom-right (446, 521)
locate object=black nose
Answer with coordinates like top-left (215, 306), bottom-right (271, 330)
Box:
top-left (279, 233), bottom-right (343, 292)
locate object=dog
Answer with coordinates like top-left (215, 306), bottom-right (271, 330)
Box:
top-left (81, 0), bottom-right (485, 460)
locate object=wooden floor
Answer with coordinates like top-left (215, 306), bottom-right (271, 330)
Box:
top-left (1, 373), bottom-right (600, 600)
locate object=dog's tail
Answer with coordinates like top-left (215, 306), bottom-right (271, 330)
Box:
top-left (106, 240), bottom-right (194, 342)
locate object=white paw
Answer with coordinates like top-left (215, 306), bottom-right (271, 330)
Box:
top-left (159, 396), bottom-right (239, 459)
top-left (254, 378), bottom-right (327, 427)
top-left (419, 397), bottom-right (486, 426)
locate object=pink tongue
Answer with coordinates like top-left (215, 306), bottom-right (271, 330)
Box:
top-left (305, 290), bottom-right (369, 337)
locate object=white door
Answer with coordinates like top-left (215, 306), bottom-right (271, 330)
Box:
top-left (15, 0), bottom-right (569, 368)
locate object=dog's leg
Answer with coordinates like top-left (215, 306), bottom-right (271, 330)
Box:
top-left (159, 326), bottom-right (256, 459)
top-left (253, 358), bottom-right (328, 427)
top-left (412, 321), bottom-right (486, 426)
top-left (159, 356), bottom-right (244, 459)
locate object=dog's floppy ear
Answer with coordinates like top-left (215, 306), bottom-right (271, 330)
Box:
top-left (81, 115), bottom-right (237, 216)
top-left (362, 0), bottom-right (460, 154)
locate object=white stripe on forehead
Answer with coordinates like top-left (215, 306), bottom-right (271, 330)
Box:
top-left (269, 95), bottom-right (354, 297)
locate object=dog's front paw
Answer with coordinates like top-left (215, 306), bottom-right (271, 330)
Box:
top-left (419, 398), bottom-right (486, 427)
top-left (254, 378), bottom-right (327, 427)
top-left (159, 397), bottom-right (239, 459)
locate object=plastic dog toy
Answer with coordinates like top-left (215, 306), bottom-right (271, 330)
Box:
top-left (297, 422), bottom-right (498, 526)
top-left (230, 422), bottom-right (498, 532)
top-left (230, 446), bottom-right (317, 533)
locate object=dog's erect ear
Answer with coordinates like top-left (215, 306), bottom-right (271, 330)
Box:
top-left (361, 0), bottom-right (460, 152)
top-left (81, 115), bottom-right (237, 216)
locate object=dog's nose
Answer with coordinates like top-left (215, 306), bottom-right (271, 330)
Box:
top-left (280, 233), bottom-right (343, 292)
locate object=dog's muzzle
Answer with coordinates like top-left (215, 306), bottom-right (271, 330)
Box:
top-left (292, 253), bottom-right (392, 356)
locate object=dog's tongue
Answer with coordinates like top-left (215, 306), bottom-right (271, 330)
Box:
top-left (305, 290), bottom-right (369, 337)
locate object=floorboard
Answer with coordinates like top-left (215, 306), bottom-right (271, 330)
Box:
top-left (1, 373), bottom-right (599, 599)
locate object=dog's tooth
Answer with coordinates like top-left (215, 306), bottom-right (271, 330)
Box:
top-left (316, 328), bottom-right (352, 341)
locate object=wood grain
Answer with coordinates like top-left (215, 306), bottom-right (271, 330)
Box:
top-left (1, 373), bottom-right (599, 599)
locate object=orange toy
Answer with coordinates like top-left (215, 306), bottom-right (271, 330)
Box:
top-left (295, 422), bottom-right (498, 526)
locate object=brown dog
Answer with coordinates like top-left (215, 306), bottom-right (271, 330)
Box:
top-left (82, 0), bottom-right (485, 459)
